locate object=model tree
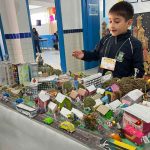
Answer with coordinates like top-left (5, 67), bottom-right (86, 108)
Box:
top-left (63, 81), bottom-right (73, 93)
top-left (83, 113), bottom-right (98, 130)
top-left (84, 97), bottom-right (96, 109)
top-left (102, 77), bottom-right (149, 97)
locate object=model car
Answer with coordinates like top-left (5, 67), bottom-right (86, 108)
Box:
top-left (43, 117), bottom-right (54, 125)
top-left (59, 121), bottom-right (75, 133)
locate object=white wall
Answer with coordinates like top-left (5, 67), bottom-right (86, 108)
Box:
top-left (0, 0), bottom-right (34, 63)
top-left (30, 6), bottom-right (57, 35)
top-left (105, 0), bottom-right (150, 15)
top-left (60, 0), bottom-right (84, 72)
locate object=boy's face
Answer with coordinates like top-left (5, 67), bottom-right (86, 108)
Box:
top-left (108, 13), bottom-right (133, 36)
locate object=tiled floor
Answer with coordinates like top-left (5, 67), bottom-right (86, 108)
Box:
top-left (41, 48), bottom-right (98, 75)
top-left (41, 49), bottom-right (61, 70)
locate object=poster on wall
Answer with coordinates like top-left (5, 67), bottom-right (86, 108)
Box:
top-left (132, 12), bottom-right (150, 74)
top-left (89, 4), bottom-right (99, 16)
top-left (125, 0), bottom-right (138, 3)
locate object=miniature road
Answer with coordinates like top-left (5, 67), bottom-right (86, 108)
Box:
top-left (0, 99), bottom-right (105, 150)
top-left (34, 113), bottom-right (103, 150)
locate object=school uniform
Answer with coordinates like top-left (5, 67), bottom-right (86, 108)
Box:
top-left (82, 30), bottom-right (145, 78)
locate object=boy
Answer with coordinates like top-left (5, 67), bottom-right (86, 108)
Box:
top-left (72, 1), bottom-right (145, 78)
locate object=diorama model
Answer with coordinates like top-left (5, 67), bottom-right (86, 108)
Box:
top-left (0, 59), bottom-right (150, 150)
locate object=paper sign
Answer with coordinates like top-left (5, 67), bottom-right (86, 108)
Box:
top-left (100, 57), bottom-right (116, 71)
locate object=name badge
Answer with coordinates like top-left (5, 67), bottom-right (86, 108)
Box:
top-left (100, 57), bottom-right (116, 71)
top-left (116, 51), bottom-right (125, 62)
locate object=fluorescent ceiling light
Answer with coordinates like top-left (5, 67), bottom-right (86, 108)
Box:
top-left (29, 5), bottom-right (42, 9)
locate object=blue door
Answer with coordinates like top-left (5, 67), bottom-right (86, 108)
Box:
top-left (82, 0), bottom-right (100, 70)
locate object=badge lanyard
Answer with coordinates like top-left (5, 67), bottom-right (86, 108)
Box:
top-left (99, 36), bottom-right (131, 74)
top-left (104, 36), bottom-right (131, 60)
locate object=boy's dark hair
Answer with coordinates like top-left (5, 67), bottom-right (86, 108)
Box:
top-left (109, 1), bottom-right (134, 21)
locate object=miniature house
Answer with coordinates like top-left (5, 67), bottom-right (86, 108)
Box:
top-left (78, 88), bottom-right (88, 100)
top-left (121, 89), bottom-right (143, 106)
top-left (96, 88), bottom-right (105, 95)
top-left (70, 90), bottom-right (78, 100)
top-left (81, 73), bottom-right (102, 87)
top-left (111, 84), bottom-right (120, 92)
top-left (123, 104), bottom-right (150, 145)
top-left (48, 101), bottom-right (58, 113)
top-left (92, 93), bottom-right (102, 100)
top-left (71, 108), bottom-right (84, 120)
top-left (96, 105), bottom-right (113, 119)
top-left (86, 85), bottom-right (96, 95)
top-left (38, 90), bottom-right (50, 111)
top-left (105, 99), bottom-right (122, 111)
top-left (48, 89), bottom-right (58, 97)
top-left (55, 92), bottom-right (72, 110)
top-left (93, 99), bottom-right (103, 109)
top-left (60, 107), bottom-right (72, 118)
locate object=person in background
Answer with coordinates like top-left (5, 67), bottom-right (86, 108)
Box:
top-left (72, 1), bottom-right (145, 78)
top-left (53, 31), bottom-right (59, 50)
top-left (32, 28), bottom-right (41, 53)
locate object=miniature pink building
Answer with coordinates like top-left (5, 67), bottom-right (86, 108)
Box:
top-left (86, 85), bottom-right (96, 95)
top-left (78, 88), bottom-right (88, 100)
top-left (123, 104), bottom-right (150, 145)
top-left (38, 90), bottom-right (50, 111)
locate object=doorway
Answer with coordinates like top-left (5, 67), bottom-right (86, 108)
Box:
top-left (28, 0), bottom-right (61, 69)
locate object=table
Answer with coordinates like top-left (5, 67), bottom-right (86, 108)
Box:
top-left (39, 38), bottom-right (48, 50)
top-left (0, 103), bottom-right (90, 150)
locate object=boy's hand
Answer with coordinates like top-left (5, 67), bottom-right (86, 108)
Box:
top-left (72, 50), bottom-right (84, 59)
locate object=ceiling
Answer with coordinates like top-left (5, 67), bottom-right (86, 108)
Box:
top-left (29, 0), bottom-right (55, 7)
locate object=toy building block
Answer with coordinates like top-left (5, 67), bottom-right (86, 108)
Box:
top-left (123, 104), bottom-right (150, 145)
top-left (71, 108), bottom-right (84, 120)
top-left (86, 85), bottom-right (97, 95)
top-left (38, 90), bottom-right (50, 111)
top-left (60, 107), bottom-right (72, 118)
top-left (70, 90), bottom-right (78, 100)
top-left (121, 89), bottom-right (144, 105)
top-left (48, 101), bottom-right (57, 113)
